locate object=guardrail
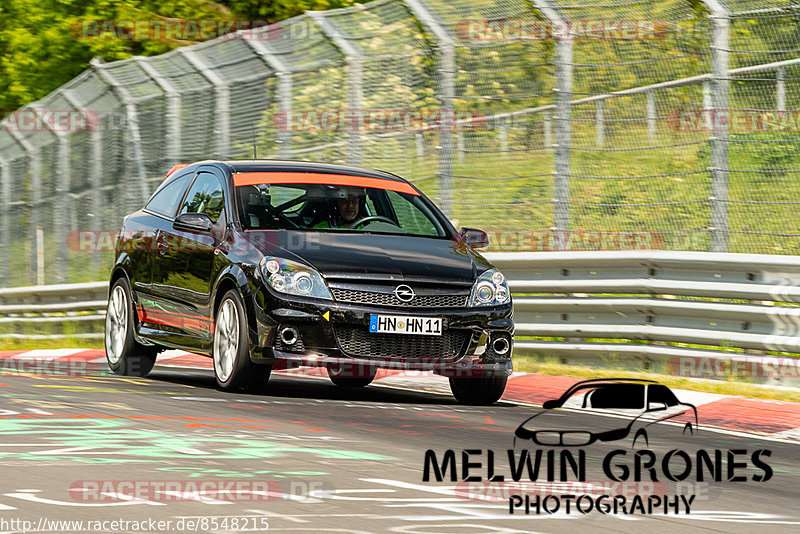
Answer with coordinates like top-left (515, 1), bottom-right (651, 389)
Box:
top-left (0, 282), bottom-right (108, 340)
top-left (487, 251), bottom-right (800, 384)
top-left (3, 252), bottom-right (800, 384)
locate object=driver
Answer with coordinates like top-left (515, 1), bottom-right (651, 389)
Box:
top-left (315, 186), bottom-right (366, 229)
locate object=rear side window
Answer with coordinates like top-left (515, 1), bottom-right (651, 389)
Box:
top-left (180, 172), bottom-right (225, 222)
top-left (146, 172), bottom-right (193, 217)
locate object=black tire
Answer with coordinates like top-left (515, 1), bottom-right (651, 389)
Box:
top-left (246, 364), bottom-right (273, 394)
top-left (105, 278), bottom-right (158, 377)
top-left (327, 362), bottom-right (377, 388)
top-left (449, 373), bottom-right (507, 405)
top-left (213, 289), bottom-right (260, 392)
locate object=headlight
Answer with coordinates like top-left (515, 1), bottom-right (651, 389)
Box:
top-left (468, 269), bottom-right (511, 307)
top-left (259, 257), bottom-right (333, 300)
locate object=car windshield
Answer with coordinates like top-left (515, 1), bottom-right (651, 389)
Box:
top-left (235, 176), bottom-right (450, 238)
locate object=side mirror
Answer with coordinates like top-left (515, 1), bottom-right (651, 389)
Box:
top-left (542, 399), bottom-right (561, 410)
top-left (458, 227), bottom-right (489, 249)
top-left (173, 212), bottom-right (213, 233)
top-left (647, 401), bottom-right (668, 412)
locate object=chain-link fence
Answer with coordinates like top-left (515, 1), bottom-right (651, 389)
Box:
top-left (1, 0), bottom-right (799, 287)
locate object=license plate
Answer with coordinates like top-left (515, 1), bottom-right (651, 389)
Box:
top-left (369, 315), bottom-right (442, 336)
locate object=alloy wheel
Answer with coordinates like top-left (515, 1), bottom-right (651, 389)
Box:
top-left (214, 299), bottom-right (239, 383)
top-left (105, 285), bottom-right (128, 364)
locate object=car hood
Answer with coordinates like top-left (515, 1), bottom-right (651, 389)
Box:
top-left (254, 231), bottom-right (492, 283)
top-left (516, 408), bottom-right (640, 435)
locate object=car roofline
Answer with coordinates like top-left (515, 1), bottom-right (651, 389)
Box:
top-left (552, 378), bottom-right (658, 405)
top-left (220, 160), bottom-right (411, 183)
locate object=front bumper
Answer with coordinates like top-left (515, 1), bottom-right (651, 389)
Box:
top-left (248, 286), bottom-right (514, 377)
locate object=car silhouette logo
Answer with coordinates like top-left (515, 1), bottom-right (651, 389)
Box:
top-left (394, 284), bottom-right (415, 302)
top-left (513, 378), bottom-right (698, 448)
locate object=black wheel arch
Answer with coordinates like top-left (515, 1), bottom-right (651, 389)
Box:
top-left (108, 265), bottom-right (145, 340)
top-left (211, 264), bottom-right (259, 349)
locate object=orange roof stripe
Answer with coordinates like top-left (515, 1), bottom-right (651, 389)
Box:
top-left (233, 171), bottom-right (419, 196)
top-left (166, 163), bottom-right (190, 177)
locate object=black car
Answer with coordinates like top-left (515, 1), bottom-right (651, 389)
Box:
top-left (104, 160), bottom-right (514, 405)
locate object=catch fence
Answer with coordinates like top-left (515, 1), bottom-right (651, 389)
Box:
top-left (1, 0), bottom-right (799, 286)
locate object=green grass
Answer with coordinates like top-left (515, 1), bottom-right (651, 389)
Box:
top-left (0, 337), bottom-right (103, 352)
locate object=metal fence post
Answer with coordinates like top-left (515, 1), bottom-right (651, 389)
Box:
top-left (30, 103), bottom-right (69, 282)
top-left (60, 90), bottom-right (103, 234)
top-left (245, 39), bottom-right (293, 159)
top-left (527, 0), bottom-right (573, 246)
top-left (553, 37), bottom-right (574, 243)
top-left (136, 58), bottom-right (182, 166)
top-left (777, 66), bottom-right (786, 112)
top-left (179, 49), bottom-right (231, 159)
top-left (91, 59), bottom-right (150, 211)
top-left (595, 100), bottom-right (605, 147)
top-left (647, 90), bottom-right (657, 142)
top-left (438, 42), bottom-right (455, 219)
top-left (0, 157), bottom-right (8, 287)
top-left (499, 118), bottom-right (508, 153)
top-left (528, 0), bottom-right (572, 250)
top-left (310, 12), bottom-right (363, 166)
top-left (6, 128), bottom-right (40, 285)
top-left (404, 0), bottom-right (455, 219)
top-left (704, 0), bottom-right (730, 253)
top-left (544, 110), bottom-right (552, 146)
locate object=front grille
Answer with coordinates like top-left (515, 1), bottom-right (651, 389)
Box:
top-left (334, 326), bottom-right (471, 360)
top-left (275, 335), bottom-right (305, 353)
top-left (331, 288), bottom-right (468, 308)
top-left (532, 431), bottom-right (592, 447)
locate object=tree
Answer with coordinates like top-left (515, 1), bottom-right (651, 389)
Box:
top-left (0, 0), bottom-right (365, 111)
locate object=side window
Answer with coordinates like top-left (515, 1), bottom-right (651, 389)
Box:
top-left (386, 190), bottom-right (437, 236)
top-left (179, 173), bottom-right (225, 222)
top-left (648, 385), bottom-right (680, 407)
top-left (145, 172), bottom-right (194, 217)
top-left (588, 384), bottom-right (645, 409)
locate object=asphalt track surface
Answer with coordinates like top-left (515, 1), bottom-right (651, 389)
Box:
top-left (0, 361), bottom-right (798, 534)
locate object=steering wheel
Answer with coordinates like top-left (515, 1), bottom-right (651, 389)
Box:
top-left (350, 215), bottom-right (397, 228)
